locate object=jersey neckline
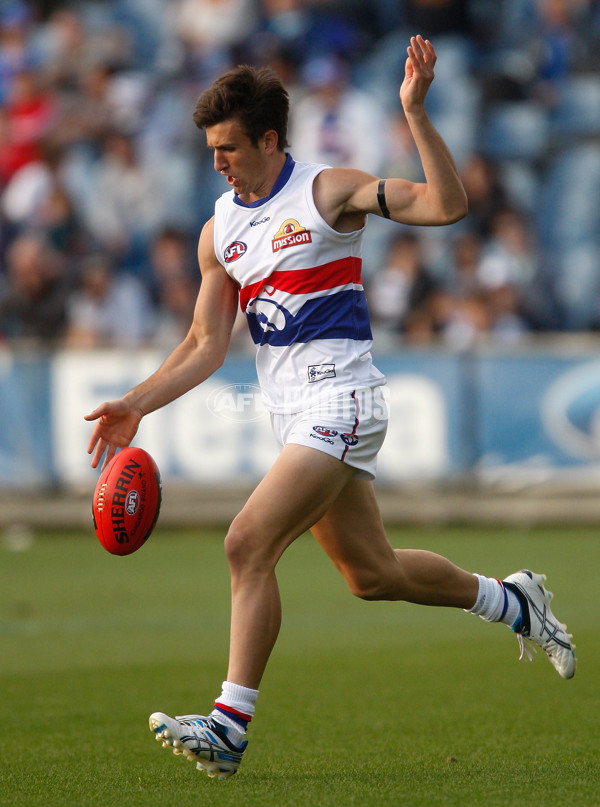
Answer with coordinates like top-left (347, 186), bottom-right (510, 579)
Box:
top-left (233, 153), bottom-right (295, 208)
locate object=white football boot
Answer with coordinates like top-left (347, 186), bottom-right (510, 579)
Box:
top-left (149, 712), bottom-right (247, 779)
top-left (503, 570), bottom-right (576, 679)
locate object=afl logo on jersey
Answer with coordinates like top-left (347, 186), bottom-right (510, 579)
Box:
top-left (272, 219), bottom-right (312, 252)
top-left (224, 241), bottom-right (247, 263)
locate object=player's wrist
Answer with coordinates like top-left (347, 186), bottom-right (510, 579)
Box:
top-left (122, 391), bottom-right (147, 419)
top-left (401, 104), bottom-right (428, 120)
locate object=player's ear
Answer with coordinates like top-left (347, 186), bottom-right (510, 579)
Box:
top-left (262, 130), bottom-right (279, 154)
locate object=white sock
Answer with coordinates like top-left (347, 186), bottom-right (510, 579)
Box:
top-left (211, 681), bottom-right (259, 745)
top-left (467, 574), bottom-right (521, 626)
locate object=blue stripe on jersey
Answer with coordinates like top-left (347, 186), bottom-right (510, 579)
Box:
top-left (246, 289), bottom-right (372, 346)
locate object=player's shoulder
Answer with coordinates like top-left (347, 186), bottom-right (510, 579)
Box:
top-left (197, 216), bottom-right (220, 268)
top-left (200, 215), bottom-right (215, 235)
top-left (315, 166), bottom-right (377, 191)
top-left (313, 167), bottom-right (377, 217)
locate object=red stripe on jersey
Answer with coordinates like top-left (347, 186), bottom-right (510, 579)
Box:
top-left (239, 256), bottom-right (362, 312)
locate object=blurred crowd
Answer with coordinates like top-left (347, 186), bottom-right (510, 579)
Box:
top-left (0, 0), bottom-right (599, 351)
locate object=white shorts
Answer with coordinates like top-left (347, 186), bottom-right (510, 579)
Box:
top-left (270, 386), bottom-right (389, 480)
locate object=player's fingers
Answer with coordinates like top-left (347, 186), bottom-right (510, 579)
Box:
top-left (410, 35), bottom-right (435, 72)
top-left (101, 444), bottom-right (117, 471)
top-left (84, 402), bottom-right (110, 422)
top-left (420, 37), bottom-right (436, 65)
top-left (409, 36), bottom-right (425, 64)
top-left (87, 425), bottom-right (101, 456)
top-left (90, 437), bottom-right (107, 468)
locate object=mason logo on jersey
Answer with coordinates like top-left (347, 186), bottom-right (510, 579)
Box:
top-left (272, 219), bottom-right (312, 253)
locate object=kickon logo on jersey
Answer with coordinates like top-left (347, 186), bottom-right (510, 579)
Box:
top-left (308, 364), bottom-right (336, 383)
top-left (272, 219), bottom-right (312, 253)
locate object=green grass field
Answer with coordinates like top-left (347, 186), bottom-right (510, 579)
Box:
top-left (1, 524), bottom-right (598, 806)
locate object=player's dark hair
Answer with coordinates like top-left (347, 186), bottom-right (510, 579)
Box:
top-left (193, 65), bottom-right (290, 150)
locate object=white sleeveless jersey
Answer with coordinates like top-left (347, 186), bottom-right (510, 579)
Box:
top-left (213, 155), bottom-right (386, 413)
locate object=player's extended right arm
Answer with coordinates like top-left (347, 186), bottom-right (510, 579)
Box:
top-left (85, 218), bottom-right (239, 469)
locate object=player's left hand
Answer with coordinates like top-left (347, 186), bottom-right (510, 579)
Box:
top-left (85, 399), bottom-right (143, 470)
top-left (400, 35), bottom-right (436, 114)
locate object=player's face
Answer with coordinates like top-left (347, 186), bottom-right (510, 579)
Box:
top-left (206, 119), bottom-right (270, 202)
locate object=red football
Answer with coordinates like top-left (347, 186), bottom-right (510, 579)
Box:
top-left (92, 447), bottom-right (162, 555)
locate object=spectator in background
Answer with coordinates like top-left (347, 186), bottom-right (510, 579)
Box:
top-left (148, 226), bottom-right (193, 281)
top-left (50, 62), bottom-right (117, 153)
top-left (476, 207), bottom-right (537, 338)
top-left (260, 40), bottom-right (304, 107)
top-left (37, 182), bottom-right (83, 254)
top-left (3, 140), bottom-right (63, 229)
top-left (1, 67), bottom-right (56, 183)
top-left (85, 130), bottom-right (165, 274)
top-left (39, 6), bottom-right (133, 89)
top-left (151, 274), bottom-right (200, 351)
top-left (477, 207), bottom-right (537, 293)
top-left (175, 0), bottom-right (258, 83)
top-left (0, 231), bottom-right (68, 344)
top-left (0, 0), bottom-right (597, 347)
top-left (368, 232), bottom-right (438, 343)
top-left (438, 222), bottom-right (532, 346)
top-left (256, 0), bottom-right (366, 68)
top-left (485, 283), bottom-right (529, 343)
top-left (431, 230), bottom-right (488, 347)
top-left (65, 253), bottom-right (152, 349)
top-left (38, 7), bottom-right (90, 94)
top-left (289, 54), bottom-right (387, 174)
top-left (459, 153), bottom-right (508, 237)
top-left (0, 105), bottom-right (17, 185)
top-left (436, 292), bottom-right (491, 349)
top-left (532, 0), bottom-right (582, 106)
top-left (1, 134), bottom-right (90, 263)
top-left (0, 0), bottom-right (33, 104)
top-left (444, 230), bottom-right (485, 301)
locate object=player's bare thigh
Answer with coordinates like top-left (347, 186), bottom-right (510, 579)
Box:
top-left (226, 443), bottom-right (354, 569)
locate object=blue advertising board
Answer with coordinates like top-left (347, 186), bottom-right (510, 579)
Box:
top-left (1, 346), bottom-right (600, 488)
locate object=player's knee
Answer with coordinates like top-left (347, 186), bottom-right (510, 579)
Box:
top-left (224, 520), bottom-right (251, 572)
top-left (346, 568), bottom-right (397, 601)
top-left (224, 516), bottom-right (270, 575)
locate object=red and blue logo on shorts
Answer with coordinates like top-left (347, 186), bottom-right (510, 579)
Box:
top-left (313, 426), bottom-right (338, 437)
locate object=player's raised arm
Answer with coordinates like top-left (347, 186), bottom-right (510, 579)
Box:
top-left (85, 218), bottom-right (239, 469)
top-left (393, 34), bottom-right (468, 224)
top-left (315, 35), bottom-right (468, 230)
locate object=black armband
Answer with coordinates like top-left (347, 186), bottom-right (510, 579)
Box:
top-left (377, 179), bottom-right (391, 219)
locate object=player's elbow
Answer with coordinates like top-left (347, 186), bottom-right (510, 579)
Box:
top-left (201, 345), bottom-right (228, 377)
top-left (438, 193), bottom-right (468, 225)
top-left (451, 197), bottom-right (469, 223)
top-left (419, 186), bottom-right (468, 226)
